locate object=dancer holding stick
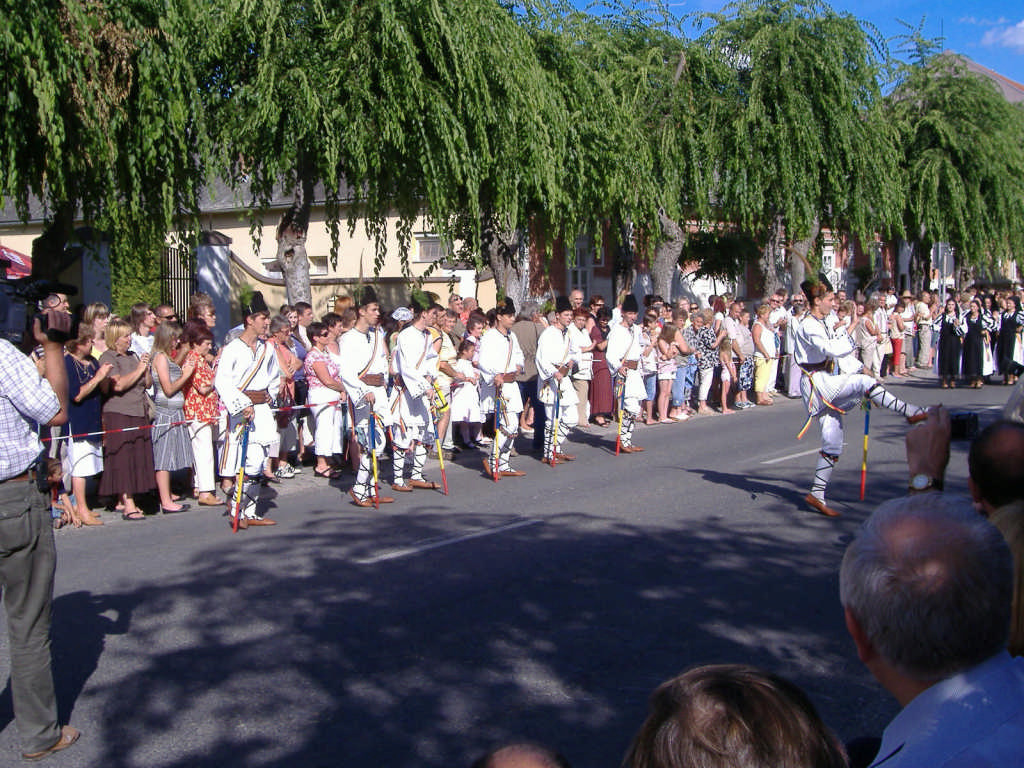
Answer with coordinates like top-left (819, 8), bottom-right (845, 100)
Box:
top-left (606, 295), bottom-right (645, 454)
top-left (478, 298), bottom-right (527, 478)
top-left (792, 272), bottom-right (927, 518)
top-left (338, 288), bottom-right (395, 508)
top-left (536, 296), bottom-right (581, 466)
top-left (215, 291), bottom-right (280, 529)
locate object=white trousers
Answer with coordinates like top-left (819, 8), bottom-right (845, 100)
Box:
top-left (188, 420), bottom-right (216, 492)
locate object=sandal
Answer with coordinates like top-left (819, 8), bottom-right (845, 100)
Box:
top-left (314, 468), bottom-right (342, 479)
top-left (121, 510), bottom-right (146, 521)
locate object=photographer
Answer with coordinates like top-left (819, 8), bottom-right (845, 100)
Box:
top-left (0, 307), bottom-right (80, 759)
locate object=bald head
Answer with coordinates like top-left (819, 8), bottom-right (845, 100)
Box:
top-left (968, 420), bottom-right (1024, 510)
top-left (471, 743), bottom-right (570, 768)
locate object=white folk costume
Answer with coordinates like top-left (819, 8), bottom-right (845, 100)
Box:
top-left (449, 359), bottom-right (482, 424)
top-left (478, 302), bottom-right (526, 473)
top-left (214, 297), bottom-right (282, 521)
top-left (606, 298), bottom-right (645, 451)
top-left (793, 284), bottom-right (924, 516)
top-left (535, 300), bottom-right (582, 461)
top-left (338, 314), bottom-right (393, 504)
top-left (392, 316), bottom-right (438, 488)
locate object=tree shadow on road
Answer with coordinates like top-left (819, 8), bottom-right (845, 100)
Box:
top-left (37, 505), bottom-right (896, 768)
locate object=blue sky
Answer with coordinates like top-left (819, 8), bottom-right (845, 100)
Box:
top-left (662, 1), bottom-right (1024, 86)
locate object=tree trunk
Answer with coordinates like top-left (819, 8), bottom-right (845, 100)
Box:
top-left (760, 213), bottom-right (787, 297)
top-left (483, 219), bottom-right (530, 311)
top-left (652, 209), bottom-right (685, 299)
top-left (786, 217), bottom-right (819, 291)
top-left (274, 173), bottom-right (315, 306)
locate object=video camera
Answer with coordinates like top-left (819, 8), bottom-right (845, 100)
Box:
top-left (0, 273), bottom-right (78, 345)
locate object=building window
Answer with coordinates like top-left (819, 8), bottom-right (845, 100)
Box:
top-left (415, 234), bottom-right (452, 264)
top-left (568, 232), bottom-right (598, 297)
top-left (261, 252), bottom-right (328, 277)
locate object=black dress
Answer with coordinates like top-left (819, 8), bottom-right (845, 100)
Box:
top-left (997, 310), bottom-right (1024, 372)
top-left (935, 314), bottom-right (963, 378)
top-left (962, 315), bottom-right (984, 378)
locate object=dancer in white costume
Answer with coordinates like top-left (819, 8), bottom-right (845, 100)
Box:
top-left (792, 276), bottom-right (928, 517)
top-left (337, 288), bottom-right (395, 507)
top-left (606, 294), bottom-right (646, 453)
top-left (535, 295), bottom-right (582, 464)
top-left (391, 295), bottom-right (441, 492)
top-left (478, 298), bottom-right (527, 477)
top-left (214, 292), bottom-right (281, 528)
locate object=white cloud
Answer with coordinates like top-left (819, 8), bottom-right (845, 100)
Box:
top-left (960, 16), bottom-right (1009, 26)
top-left (982, 20), bottom-right (1024, 51)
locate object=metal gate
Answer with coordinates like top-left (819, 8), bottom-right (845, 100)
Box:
top-left (161, 245), bottom-right (196, 315)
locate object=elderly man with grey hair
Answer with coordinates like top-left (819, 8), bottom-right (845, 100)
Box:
top-left (839, 494), bottom-right (1024, 767)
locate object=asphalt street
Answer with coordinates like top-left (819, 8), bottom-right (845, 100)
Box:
top-left (0, 368), bottom-right (1013, 767)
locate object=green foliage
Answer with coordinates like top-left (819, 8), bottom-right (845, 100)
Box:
top-left (682, 230), bottom-right (760, 281)
top-left (693, 0), bottom-right (901, 244)
top-left (197, 0), bottom-right (566, 275)
top-left (1, 0), bottom-right (208, 284)
top-left (888, 52), bottom-right (1024, 268)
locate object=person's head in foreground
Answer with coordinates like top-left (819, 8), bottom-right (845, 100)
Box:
top-left (622, 664), bottom-right (847, 768)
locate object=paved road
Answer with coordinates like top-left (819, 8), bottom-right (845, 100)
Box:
top-left (0, 370), bottom-right (1012, 767)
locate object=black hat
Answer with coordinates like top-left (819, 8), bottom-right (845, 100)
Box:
top-left (496, 297), bottom-right (516, 316)
top-left (555, 296), bottom-right (572, 313)
top-left (622, 294), bottom-right (639, 313)
top-left (244, 291), bottom-right (269, 318)
top-left (358, 286), bottom-right (378, 308)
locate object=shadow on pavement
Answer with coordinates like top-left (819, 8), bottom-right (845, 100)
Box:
top-left (36, 505), bottom-right (896, 768)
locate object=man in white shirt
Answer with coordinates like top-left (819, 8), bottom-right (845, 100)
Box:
top-left (535, 296), bottom-right (581, 464)
top-left (766, 290), bottom-right (789, 395)
top-left (606, 294), bottom-right (646, 453)
top-left (478, 298), bottom-right (527, 477)
top-left (391, 296), bottom-right (441, 492)
top-left (840, 494), bottom-right (1024, 767)
top-left (214, 291), bottom-right (281, 528)
top-left (337, 288), bottom-right (394, 507)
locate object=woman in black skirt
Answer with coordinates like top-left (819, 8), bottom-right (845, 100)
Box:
top-left (962, 299), bottom-right (985, 388)
top-left (934, 298), bottom-right (964, 389)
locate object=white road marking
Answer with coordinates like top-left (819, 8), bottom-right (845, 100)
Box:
top-left (760, 445), bottom-right (846, 465)
top-left (354, 518), bottom-right (544, 565)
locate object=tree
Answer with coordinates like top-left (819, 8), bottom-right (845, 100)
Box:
top-left (197, 0), bottom-right (569, 306)
top-left (888, 48), bottom-right (1024, 272)
top-left (693, 0), bottom-right (901, 294)
top-left (1, 0), bottom-right (207, 311)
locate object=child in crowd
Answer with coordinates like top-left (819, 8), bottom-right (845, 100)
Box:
top-left (655, 323), bottom-right (679, 422)
top-left (450, 339), bottom-right (486, 447)
top-left (640, 312), bottom-right (659, 424)
top-left (48, 458), bottom-right (76, 529)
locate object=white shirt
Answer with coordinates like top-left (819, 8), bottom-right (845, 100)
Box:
top-left (214, 336), bottom-right (282, 416)
top-left (477, 327), bottom-right (524, 384)
top-left (870, 652), bottom-right (1024, 768)
top-left (393, 324), bottom-right (436, 398)
top-left (338, 325), bottom-right (390, 422)
top-left (793, 312), bottom-right (860, 373)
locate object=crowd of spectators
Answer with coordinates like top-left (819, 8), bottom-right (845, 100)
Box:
top-left (32, 283), bottom-right (1024, 528)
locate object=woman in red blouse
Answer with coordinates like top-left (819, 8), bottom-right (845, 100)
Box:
top-left (181, 321), bottom-right (221, 506)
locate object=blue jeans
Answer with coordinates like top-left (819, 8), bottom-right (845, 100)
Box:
top-left (672, 358), bottom-right (696, 407)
